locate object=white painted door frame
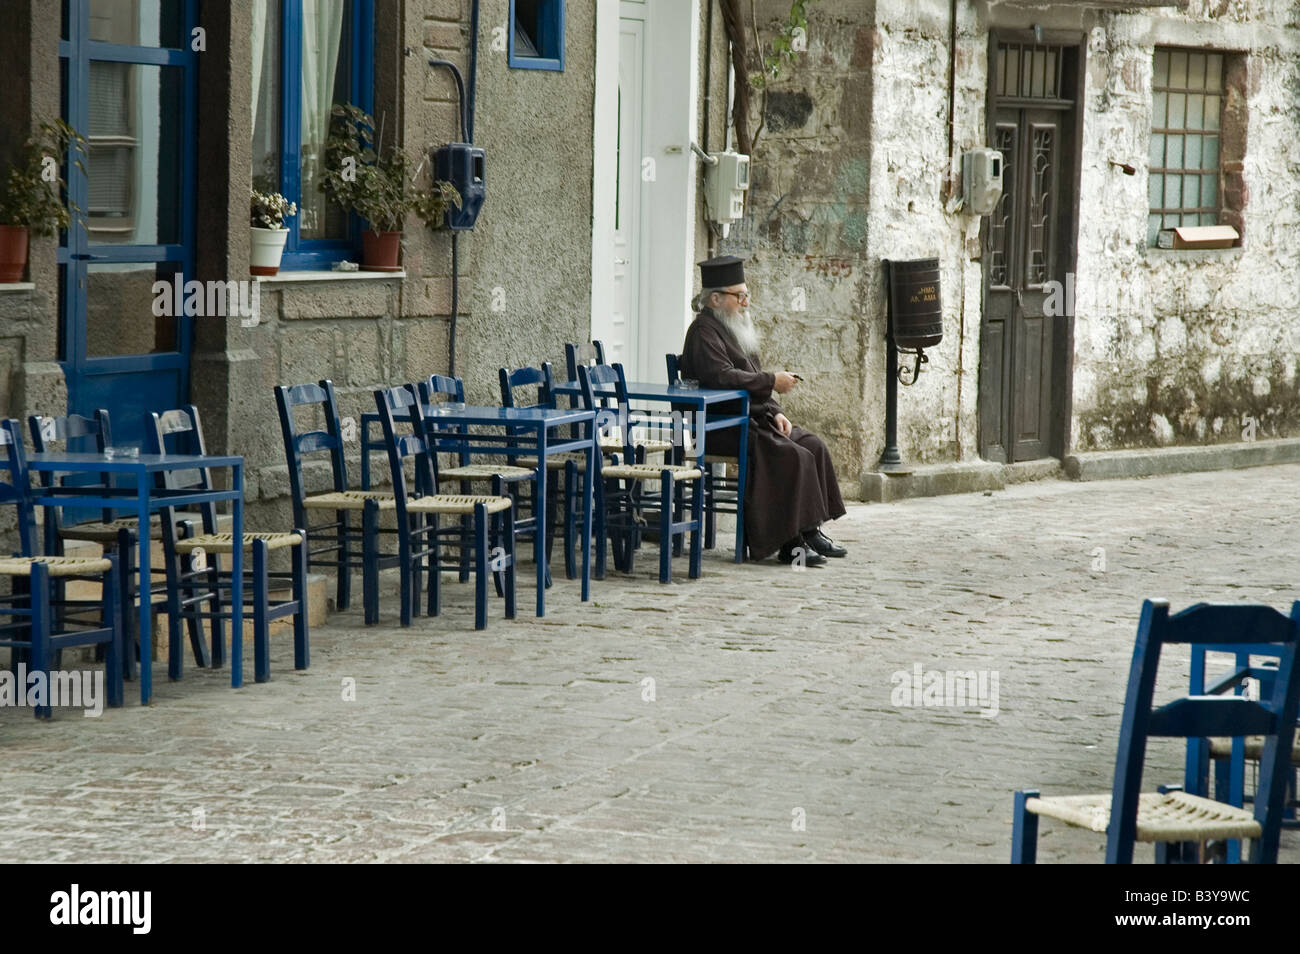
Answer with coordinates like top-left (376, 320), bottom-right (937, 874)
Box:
top-left (592, 0), bottom-right (701, 383)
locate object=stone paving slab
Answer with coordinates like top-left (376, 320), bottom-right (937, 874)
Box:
top-left (4, 464), bottom-right (1300, 863)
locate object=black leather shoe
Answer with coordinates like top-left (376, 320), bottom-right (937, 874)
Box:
top-left (803, 528), bottom-right (847, 558)
top-left (778, 539), bottom-right (827, 567)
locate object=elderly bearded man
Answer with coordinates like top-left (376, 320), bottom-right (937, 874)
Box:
top-left (680, 255), bottom-right (847, 567)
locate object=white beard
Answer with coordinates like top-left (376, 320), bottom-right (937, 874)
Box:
top-left (717, 309), bottom-right (761, 359)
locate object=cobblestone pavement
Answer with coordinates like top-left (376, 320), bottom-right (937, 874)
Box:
top-left (4, 465), bottom-right (1300, 863)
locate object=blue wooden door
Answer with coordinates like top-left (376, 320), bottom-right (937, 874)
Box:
top-left (58, 0), bottom-right (198, 447)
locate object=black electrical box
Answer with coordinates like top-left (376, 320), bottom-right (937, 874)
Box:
top-left (434, 143), bottom-right (485, 231)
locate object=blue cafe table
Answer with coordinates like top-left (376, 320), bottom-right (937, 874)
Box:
top-left (549, 379), bottom-right (750, 562)
top-left (27, 451), bottom-right (246, 704)
top-left (359, 404), bottom-right (596, 617)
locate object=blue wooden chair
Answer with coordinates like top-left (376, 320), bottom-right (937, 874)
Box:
top-left (666, 352), bottom-right (745, 555)
top-left (1182, 643), bottom-right (1300, 862)
top-left (565, 341), bottom-right (670, 464)
top-left (1012, 600), bottom-right (1300, 864)
top-left (0, 418), bottom-right (123, 718)
top-left (373, 384), bottom-right (515, 630)
top-left (275, 380), bottom-right (397, 625)
top-left (578, 363), bottom-right (704, 584)
top-left (499, 362), bottom-right (579, 579)
top-left (145, 406), bottom-right (309, 683)
top-left (28, 409), bottom-right (168, 678)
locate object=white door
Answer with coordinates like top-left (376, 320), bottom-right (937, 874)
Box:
top-left (610, 8), bottom-right (645, 373)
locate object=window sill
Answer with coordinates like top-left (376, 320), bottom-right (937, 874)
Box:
top-left (255, 269), bottom-right (406, 285)
top-left (1142, 247), bottom-right (1244, 263)
top-left (0, 282), bottom-right (35, 293)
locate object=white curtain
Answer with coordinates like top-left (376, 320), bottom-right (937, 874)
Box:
top-left (300, 0), bottom-right (346, 237)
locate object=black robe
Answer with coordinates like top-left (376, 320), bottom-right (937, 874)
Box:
top-left (680, 310), bottom-right (846, 560)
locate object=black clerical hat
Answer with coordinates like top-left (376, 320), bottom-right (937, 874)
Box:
top-left (698, 255), bottom-right (745, 288)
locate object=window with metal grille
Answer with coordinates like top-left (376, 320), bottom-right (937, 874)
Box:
top-left (1148, 48), bottom-right (1225, 246)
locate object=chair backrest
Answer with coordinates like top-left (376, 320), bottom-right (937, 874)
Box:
top-left (0, 418), bottom-right (38, 556)
top-left (373, 384), bottom-right (438, 510)
top-left (665, 353), bottom-right (682, 386)
top-left (28, 409), bottom-right (116, 536)
top-left (143, 405), bottom-right (220, 540)
top-left (275, 380), bottom-right (351, 529)
top-left (423, 374), bottom-right (466, 402)
top-left (577, 362), bottom-right (632, 460)
top-left (499, 363), bottom-right (555, 410)
top-left (1107, 599), bottom-right (1300, 863)
top-left (564, 340), bottom-right (607, 381)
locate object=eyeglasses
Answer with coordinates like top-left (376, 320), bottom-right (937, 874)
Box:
top-left (717, 290), bottom-right (750, 304)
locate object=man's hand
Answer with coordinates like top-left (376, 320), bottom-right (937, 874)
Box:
top-left (774, 413), bottom-right (793, 437)
top-left (773, 371), bottom-right (798, 394)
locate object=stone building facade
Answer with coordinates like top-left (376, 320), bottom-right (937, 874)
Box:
top-left (1, 0), bottom-right (1297, 548)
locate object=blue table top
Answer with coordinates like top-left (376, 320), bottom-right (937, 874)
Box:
top-left (551, 380), bottom-right (747, 403)
top-left (27, 451), bottom-right (245, 472)
top-left (363, 404), bottom-right (594, 426)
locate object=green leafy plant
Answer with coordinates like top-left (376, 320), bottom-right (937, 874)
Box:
top-left (0, 120), bottom-right (89, 236)
top-left (319, 104), bottom-right (461, 232)
top-left (250, 189), bottom-right (297, 229)
top-left (752, 0), bottom-right (813, 90)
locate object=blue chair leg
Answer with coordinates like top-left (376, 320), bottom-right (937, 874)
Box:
top-left (1011, 790), bottom-right (1039, 864)
top-left (116, 528), bottom-right (139, 681)
top-left (504, 507), bottom-right (517, 620)
top-left (474, 503), bottom-right (489, 631)
top-left (397, 516), bottom-right (413, 629)
top-left (207, 554), bottom-right (226, 669)
top-left (563, 462), bottom-right (577, 580)
top-left (292, 533), bottom-right (309, 670)
top-left (427, 514), bottom-right (441, 617)
top-left (659, 471), bottom-right (674, 583)
top-left (166, 548), bottom-right (185, 681)
top-left (689, 475), bottom-right (704, 579)
top-left (704, 469), bottom-right (717, 550)
top-left (362, 499), bottom-right (379, 625)
top-left (30, 563), bottom-right (51, 719)
top-left (103, 555), bottom-right (124, 709)
top-left (252, 540), bottom-right (271, 683)
top-left (593, 479), bottom-right (607, 581)
top-left (336, 509), bottom-right (351, 610)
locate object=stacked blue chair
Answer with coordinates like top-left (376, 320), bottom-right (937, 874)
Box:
top-left (0, 418), bottom-right (123, 718)
top-left (1012, 600), bottom-right (1300, 864)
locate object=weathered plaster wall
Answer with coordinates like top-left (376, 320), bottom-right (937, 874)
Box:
top-left (1070, 2), bottom-right (1300, 449)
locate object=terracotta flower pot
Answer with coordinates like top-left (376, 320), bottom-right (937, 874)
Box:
top-left (361, 230), bottom-right (402, 271)
top-left (249, 226), bottom-right (290, 276)
top-left (0, 225), bottom-right (31, 283)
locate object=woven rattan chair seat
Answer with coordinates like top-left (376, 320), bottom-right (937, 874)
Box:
top-left (1026, 790), bottom-right (1261, 842)
top-left (600, 463), bottom-right (702, 481)
top-left (704, 455), bottom-right (739, 465)
top-left (514, 453), bottom-right (587, 472)
top-left (60, 517), bottom-right (162, 542)
top-left (0, 556), bottom-right (113, 577)
top-left (600, 436), bottom-right (672, 454)
top-left (174, 531), bottom-right (304, 554)
top-left (1208, 735), bottom-right (1300, 763)
top-left (441, 464), bottom-right (536, 481)
top-left (302, 490), bottom-right (396, 511)
top-left (404, 494), bottom-right (512, 515)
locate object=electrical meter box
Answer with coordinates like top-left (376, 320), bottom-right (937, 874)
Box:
top-left (705, 151), bottom-right (750, 224)
top-left (962, 147), bottom-right (1003, 216)
top-left (434, 143), bottom-right (486, 230)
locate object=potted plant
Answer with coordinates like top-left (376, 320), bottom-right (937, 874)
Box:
top-left (0, 120), bottom-right (87, 282)
top-left (249, 189), bottom-right (297, 276)
top-left (320, 104), bottom-right (461, 270)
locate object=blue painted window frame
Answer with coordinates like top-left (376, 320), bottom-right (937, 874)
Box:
top-left (508, 0), bottom-right (565, 72)
top-left (272, 0), bottom-right (375, 269)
